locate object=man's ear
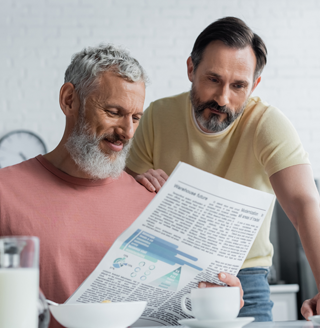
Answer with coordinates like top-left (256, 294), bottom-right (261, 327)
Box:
top-left (251, 76), bottom-right (262, 94)
top-left (59, 82), bottom-right (80, 117)
top-left (187, 56), bottom-right (195, 83)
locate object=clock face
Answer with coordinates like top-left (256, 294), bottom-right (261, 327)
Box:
top-left (0, 130), bottom-right (47, 169)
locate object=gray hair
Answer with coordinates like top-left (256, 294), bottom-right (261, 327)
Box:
top-left (64, 44), bottom-right (148, 102)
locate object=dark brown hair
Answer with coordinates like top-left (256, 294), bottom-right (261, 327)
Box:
top-left (191, 17), bottom-right (267, 81)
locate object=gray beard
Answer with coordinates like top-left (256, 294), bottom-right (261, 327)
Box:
top-left (65, 115), bottom-right (131, 180)
top-left (195, 109), bottom-right (232, 132)
top-left (190, 84), bottom-right (247, 133)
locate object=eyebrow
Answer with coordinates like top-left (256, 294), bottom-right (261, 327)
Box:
top-left (206, 71), bottom-right (222, 79)
top-left (205, 71), bottom-right (249, 86)
top-left (104, 104), bottom-right (143, 116)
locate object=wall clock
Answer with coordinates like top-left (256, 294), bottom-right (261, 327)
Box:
top-left (0, 130), bottom-right (47, 169)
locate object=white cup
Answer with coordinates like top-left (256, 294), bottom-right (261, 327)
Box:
top-left (181, 287), bottom-right (240, 321)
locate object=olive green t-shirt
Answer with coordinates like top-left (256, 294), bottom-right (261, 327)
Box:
top-left (127, 92), bottom-right (309, 268)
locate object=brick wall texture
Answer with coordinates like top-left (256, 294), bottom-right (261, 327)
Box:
top-left (1, 0), bottom-right (320, 177)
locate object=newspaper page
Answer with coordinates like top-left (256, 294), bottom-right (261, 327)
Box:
top-left (66, 162), bottom-right (275, 326)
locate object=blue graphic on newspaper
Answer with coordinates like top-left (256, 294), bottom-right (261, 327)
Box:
top-left (150, 267), bottom-right (182, 291)
top-left (120, 229), bottom-right (202, 271)
top-left (112, 258), bottom-right (128, 268)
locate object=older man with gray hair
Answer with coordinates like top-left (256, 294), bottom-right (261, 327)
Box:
top-left (0, 44), bottom-right (154, 328)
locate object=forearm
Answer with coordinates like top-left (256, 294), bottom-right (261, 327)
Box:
top-left (294, 201), bottom-right (320, 288)
top-left (297, 204), bottom-right (320, 319)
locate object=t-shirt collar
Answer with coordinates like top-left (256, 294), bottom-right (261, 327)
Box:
top-left (36, 155), bottom-right (118, 186)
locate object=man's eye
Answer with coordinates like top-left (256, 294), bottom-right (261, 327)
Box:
top-left (209, 77), bottom-right (219, 83)
top-left (107, 110), bottom-right (118, 116)
top-left (133, 116), bottom-right (141, 122)
top-left (233, 84), bottom-right (244, 89)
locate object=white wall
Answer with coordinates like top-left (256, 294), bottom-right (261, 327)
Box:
top-left (1, 0), bottom-right (320, 176)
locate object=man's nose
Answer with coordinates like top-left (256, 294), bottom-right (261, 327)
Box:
top-left (215, 84), bottom-right (230, 107)
top-left (116, 116), bottom-right (134, 140)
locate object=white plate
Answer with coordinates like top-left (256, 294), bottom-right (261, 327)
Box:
top-left (309, 315), bottom-right (320, 325)
top-left (178, 317), bottom-right (254, 328)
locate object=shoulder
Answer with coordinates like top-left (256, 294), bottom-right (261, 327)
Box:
top-left (243, 96), bottom-right (271, 118)
top-left (145, 92), bottom-right (190, 118)
top-left (244, 96), bottom-right (287, 121)
top-left (151, 91), bottom-right (189, 107)
top-left (0, 157), bottom-right (39, 179)
top-left (117, 171), bottom-right (156, 200)
top-left (0, 158), bottom-right (41, 196)
top-left (248, 98), bottom-right (308, 175)
top-left (241, 96), bottom-right (292, 131)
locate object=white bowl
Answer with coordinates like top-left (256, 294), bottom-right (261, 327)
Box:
top-left (49, 301), bottom-right (147, 328)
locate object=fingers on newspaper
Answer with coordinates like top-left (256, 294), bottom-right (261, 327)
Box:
top-left (66, 162), bottom-right (274, 326)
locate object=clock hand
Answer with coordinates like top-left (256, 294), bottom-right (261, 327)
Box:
top-left (0, 146), bottom-right (20, 155)
top-left (19, 152), bottom-right (27, 161)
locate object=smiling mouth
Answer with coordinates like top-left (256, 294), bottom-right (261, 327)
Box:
top-left (106, 139), bottom-right (122, 145)
top-left (104, 138), bottom-right (124, 152)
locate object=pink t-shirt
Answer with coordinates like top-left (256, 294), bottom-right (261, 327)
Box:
top-left (0, 155), bottom-right (154, 328)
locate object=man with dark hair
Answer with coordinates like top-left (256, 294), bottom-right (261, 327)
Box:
top-left (191, 16), bottom-right (267, 82)
top-left (126, 17), bottom-right (320, 321)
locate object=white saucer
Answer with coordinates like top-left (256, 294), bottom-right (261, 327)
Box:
top-left (178, 317), bottom-right (254, 328)
top-left (309, 315), bottom-right (320, 325)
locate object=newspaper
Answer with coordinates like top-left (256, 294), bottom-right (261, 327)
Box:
top-left (66, 162), bottom-right (274, 326)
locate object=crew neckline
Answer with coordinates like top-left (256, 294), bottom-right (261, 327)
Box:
top-left (36, 155), bottom-right (118, 187)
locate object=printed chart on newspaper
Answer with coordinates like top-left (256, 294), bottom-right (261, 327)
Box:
top-left (67, 162), bottom-right (274, 326)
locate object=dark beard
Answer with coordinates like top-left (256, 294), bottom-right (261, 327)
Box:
top-left (190, 84), bottom-right (246, 133)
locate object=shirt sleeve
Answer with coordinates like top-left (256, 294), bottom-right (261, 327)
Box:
top-left (253, 105), bottom-right (310, 177)
top-left (126, 102), bottom-right (155, 174)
